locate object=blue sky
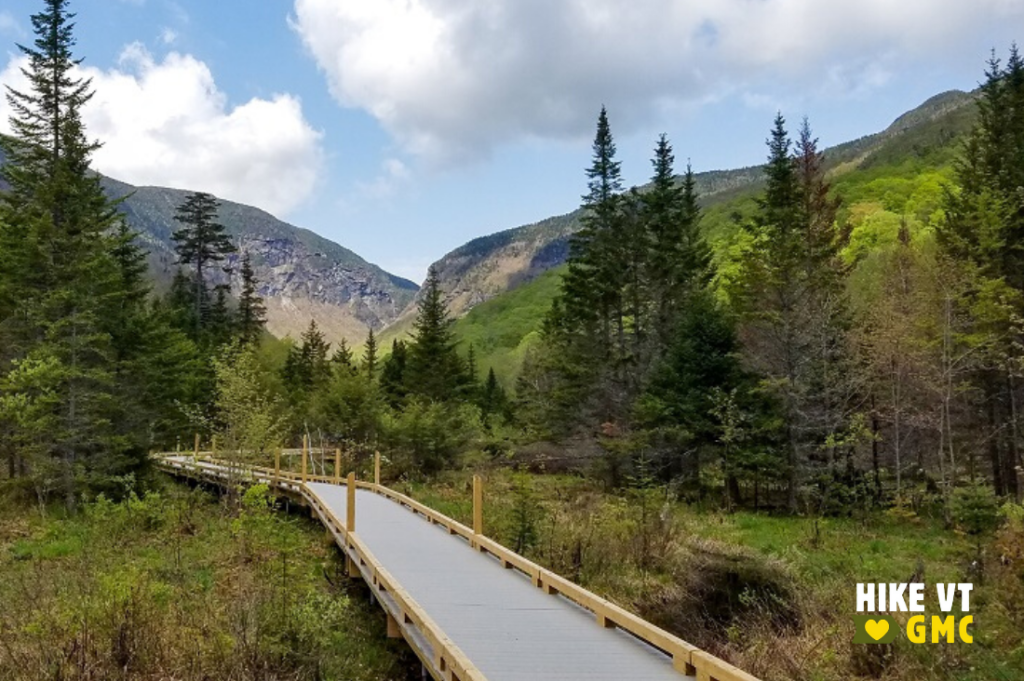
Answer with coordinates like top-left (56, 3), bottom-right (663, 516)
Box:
top-left (1, 0), bottom-right (1022, 283)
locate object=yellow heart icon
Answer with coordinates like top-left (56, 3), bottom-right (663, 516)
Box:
top-left (864, 619), bottom-right (889, 641)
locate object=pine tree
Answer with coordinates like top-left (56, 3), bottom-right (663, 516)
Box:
top-left (560, 107), bottom-right (624, 337)
top-left (331, 338), bottom-right (357, 376)
top-left (405, 266), bottom-right (469, 402)
top-left (938, 46), bottom-right (1024, 498)
top-left (362, 327), bottom-right (379, 381)
top-left (730, 114), bottom-right (852, 512)
top-left (171, 191), bottom-right (235, 338)
top-left (236, 253), bottom-right (266, 346)
top-left (480, 367), bottom-right (509, 425)
top-left (643, 137), bottom-right (712, 350)
top-left (0, 0), bottom-right (125, 507)
top-left (283, 320), bottom-right (331, 394)
top-left (380, 340), bottom-right (408, 406)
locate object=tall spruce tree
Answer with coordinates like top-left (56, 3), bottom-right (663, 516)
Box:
top-left (730, 114), bottom-right (851, 512)
top-left (283, 319), bottom-right (331, 394)
top-left (362, 327), bottom-right (379, 381)
top-left (938, 47), bottom-right (1024, 498)
top-left (0, 0), bottom-right (127, 507)
top-left (380, 339), bottom-right (409, 406)
top-left (236, 253), bottom-right (266, 346)
top-left (560, 107), bottom-right (624, 340)
top-left (405, 267), bottom-right (469, 402)
top-left (171, 191), bottom-right (235, 339)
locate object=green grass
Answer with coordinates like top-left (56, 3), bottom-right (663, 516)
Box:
top-left (397, 467), bottom-right (1024, 681)
top-left (0, 480), bottom-right (412, 681)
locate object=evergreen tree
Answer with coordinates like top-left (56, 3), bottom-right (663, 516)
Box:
top-left (480, 367), bottom-right (509, 425)
top-left (0, 0), bottom-right (128, 507)
top-left (331, 338), bottom-right (357, 376)
top-left (236, 253), bottom-right (266, 346)
top-left (283, 319), bottom-right (331, 394)
top-left (362, 327), bottom-right (379, 381)
top-left (560, 107), bottom-right (624, 340)
top-left (938, 46), bottom-right (1024, 498)
top-left (730, 114), bottom-right (852, 512)
top-left (207, 283), bottom-right (235, 346)
top-left (643, 136), bottom-right (712, 350)
top-left (405, 267), bottom-right (469, 402)
top-left (380, 340), bottom-right (409, 407)
top-left (171, 191), bottom-right (235, 338)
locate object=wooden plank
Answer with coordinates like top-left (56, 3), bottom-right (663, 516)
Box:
top-left (473, 475), bottom-right (483, 539)
top-left (347, 472), bottom-right (356, 533)
top-left (301, 435), bottom-right (308, 483)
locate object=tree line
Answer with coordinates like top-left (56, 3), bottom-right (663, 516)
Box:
top-left (518, 48), bottom-right (1024, 514)
top-left (0, 0), bottom-right (268, 508)
top-left (3, 0), bottom-right (1023, 520)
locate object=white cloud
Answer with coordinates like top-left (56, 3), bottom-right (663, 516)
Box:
top-left (357, 157), bottom-right (411, 199)
top-left (0, 44), bottom-right (324, 217)
top-left (160, 28), bottom-right (178, 45)
top-left (291, 0), bottom-right (1024, 164)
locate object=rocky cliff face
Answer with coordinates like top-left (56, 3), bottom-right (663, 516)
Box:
top-left (103, 177), bottom-right (419, 344)
top-left (0, 149), bottom-right (418, 345)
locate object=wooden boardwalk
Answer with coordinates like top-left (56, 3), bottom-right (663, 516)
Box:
top-left (158, 455), bottom-right (757, 681)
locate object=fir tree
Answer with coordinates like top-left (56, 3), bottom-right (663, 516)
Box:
top-left (380, 340), bottom-right (409, 407)
top-left (171, 191), bottom-right (235, 337)
top-left (362, 327), bottom-right (379, 381)
top-left (331, 338), bottom-right (357, 376)
top-left (236, 253), bottom-right (266, 346)
top-left (405, 266), bottom-right (469, 402)
top-left (731, 114), bottom-right (852, 511)
top-left (560, 106), bottom-right (624, 336)
top-left (283, 320), bottom-right (331, 394)
top-left (0, 0), bottom-right (125, 507)
top-left (938, 46), bottom-right (1024, 498)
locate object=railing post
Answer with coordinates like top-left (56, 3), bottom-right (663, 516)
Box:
top-left (193, 432), bottom-right (199, 459)
top-left (346, 472), bottom-right (356, 533)
top-left (335, 448), bottom-right (341, 484)
top-left (275, 448), bottom-right (281, 483)
top-left (473, 474), bottom-right (483, 549)
top-left (374, 451), bottom-right (381, 487)
top-left (301, 435), bottom-right (308, 483)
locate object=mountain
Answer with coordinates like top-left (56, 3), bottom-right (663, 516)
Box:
top-left (420, 90), bottom-right (979, 381)
top-left (382, 89), bottom-right (978, 345)
top-left (101, 177), bottom-right (419, 344)
top-left (0, 145), bottom-right (419, 344)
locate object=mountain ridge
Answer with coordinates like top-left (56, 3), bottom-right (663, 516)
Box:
top-left (380, 89), bottom-right (978, 344)
top-left (0, 144), bottom-right (419, 345)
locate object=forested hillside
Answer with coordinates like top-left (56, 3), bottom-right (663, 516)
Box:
top-left (383, 89), bottom-right (977, 338)
top-left (3, 2), bottom-right (1024, 680)
top-left (449, 89), bottom-right (977, 386)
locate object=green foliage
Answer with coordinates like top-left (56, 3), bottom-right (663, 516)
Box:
top-left (952, 481), bottom-right (1002, 539)
top-left (0, 483), bottom-right (408, 680)
top-left (452, 266), bottom-right (564, 384)
top-left (170, 191), bottom-right (235, 336)
top-left (214, 343), bottom-right (286, 460)
top-left (381, 399), bottom-right (482, 475)
top-left (405, 266), bottom-right (472, 403)
top-left (236, 252), bottom-right (266, 346)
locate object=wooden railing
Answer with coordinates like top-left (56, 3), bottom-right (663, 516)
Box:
top-left (156, 451), bottom-right (759, 681)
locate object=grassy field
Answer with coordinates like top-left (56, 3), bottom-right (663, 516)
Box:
top-left (0, 477), bottom-right (414, 681)
top-left (395, 468), bottom-right (1024, 681)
